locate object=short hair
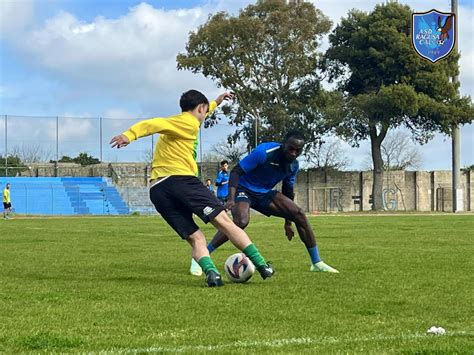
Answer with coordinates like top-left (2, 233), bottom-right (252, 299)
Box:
top-left (220, 160), bottom-right (228, 166)
top-left (206, 178), bottom-right (211, 182)
top-left (180, 90), bottom-right (209, 112)
top-left (284, 129), bottom-right (305, 142)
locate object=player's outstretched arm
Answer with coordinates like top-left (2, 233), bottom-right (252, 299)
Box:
top-left (109, 134), bottom-right (130, 149)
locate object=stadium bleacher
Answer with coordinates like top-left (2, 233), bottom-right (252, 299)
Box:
top-left (0, 177), bottom-right (129, 215)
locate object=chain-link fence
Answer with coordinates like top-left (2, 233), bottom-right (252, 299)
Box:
top-left (0, 114), bottom-right (237, 175)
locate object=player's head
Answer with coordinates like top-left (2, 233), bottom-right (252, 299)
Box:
top-left (180, 90), bottom-right (209, 122)
top-left (6, 183), bottom-right (10, 189)
top-left (220, 160), bottom-right (228, 171)
top-left (282, 130), bottom-right (305, 162)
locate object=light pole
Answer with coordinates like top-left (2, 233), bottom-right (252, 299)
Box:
top-left (451, 0), bottom-right (461, 212)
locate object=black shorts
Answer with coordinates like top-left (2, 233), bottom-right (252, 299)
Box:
top-left (3, 202), bottom-right (11, 209)
top-left (149, 176), bottom-right (225, 239)
top-left (234, 186), bottom-right (277, 217)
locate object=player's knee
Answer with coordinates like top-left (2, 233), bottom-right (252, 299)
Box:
top-left (234, 217), bottom-right (249, 229)
top-left (293, 208), bottom-right (307, 225)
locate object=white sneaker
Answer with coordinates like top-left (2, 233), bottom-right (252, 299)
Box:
top-left (189, 258), bottom-right (203, 276)
top-left (310, 261), bottom-right (339, 273)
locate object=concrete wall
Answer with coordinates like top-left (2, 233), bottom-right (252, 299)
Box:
top-left (16, 162), bottom-right (473, 212)
top-left (295, 169), bottom-right (472, 212)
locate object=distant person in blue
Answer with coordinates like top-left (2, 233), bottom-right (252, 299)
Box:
top-left (205, 179), bottom-right (214, 194)
top-left (189, 130), bottom-right (338, 276)
top-left (215, 160), bottom-right (229, 204)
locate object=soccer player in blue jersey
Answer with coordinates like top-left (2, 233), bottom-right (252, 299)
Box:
top-left (189, 130), bottom-right (338, 276)
top-left (215, 160), bottom-right (229, 204)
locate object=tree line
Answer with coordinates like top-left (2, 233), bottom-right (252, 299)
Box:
top-left (176, 0), bottom-right (473, 210)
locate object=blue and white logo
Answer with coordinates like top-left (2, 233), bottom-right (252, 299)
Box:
top-left (412, 9), bottom-right (456, 63)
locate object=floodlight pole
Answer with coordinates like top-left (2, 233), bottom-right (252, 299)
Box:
top-left (199, 128), bottom-right (203, 178)
top-left (151, 134), bottom-right (154, 156)
top-left (451, 0), bottom-right (461, 212)
top-left (99, 117), bottom-right (103, 162)
top-left (4, 115), bottom-right (7, 176)
top-left (255, 117), bottom-right (258, 149)
top-left (56, 116), bottom-right (59, 163)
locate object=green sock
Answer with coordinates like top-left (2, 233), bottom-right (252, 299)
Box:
top-left (197, 256), bottom-right (218, 274)
top-left (242, 244), bottom-right (266, 268)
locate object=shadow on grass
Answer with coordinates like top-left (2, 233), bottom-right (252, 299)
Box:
top-left (15, 332), bottom-right (83, 350)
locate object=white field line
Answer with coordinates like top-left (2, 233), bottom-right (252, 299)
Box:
top-left (101, 330), bottom-right (472, 354)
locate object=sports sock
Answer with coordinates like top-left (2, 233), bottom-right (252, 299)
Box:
top-left (207, 243), bottom-right (216, 254)
top-left (307, 246), bottom-right (321, 264)
top-left (242, 244), bottom-right (266, 268)
top-left (197, 256), bottom-right (218, 274)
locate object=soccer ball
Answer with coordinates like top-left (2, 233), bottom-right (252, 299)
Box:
top-left (224, 253), bottom-right (255, 283)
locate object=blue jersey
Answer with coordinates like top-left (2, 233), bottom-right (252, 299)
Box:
top-left (215, 170), bottom-right (229, 198)
top-left (239, 142), bottom-right (299, 194)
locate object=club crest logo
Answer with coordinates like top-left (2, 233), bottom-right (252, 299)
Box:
top-left (412, 9), bottom-right (456, 63)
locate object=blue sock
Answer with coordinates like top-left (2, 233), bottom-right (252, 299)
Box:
top-left (207, 243), bottom-right (216, 254)
top-left (307, 246), bottom-right (321, 264)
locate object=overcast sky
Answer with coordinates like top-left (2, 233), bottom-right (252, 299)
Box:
top-left (0, 0), bottom-right (472, 169)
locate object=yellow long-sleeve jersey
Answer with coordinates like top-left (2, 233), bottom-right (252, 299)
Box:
top-left (3, 188), bottom-right (10, 203)
top-left (122, 101), bottom-right (217, 180)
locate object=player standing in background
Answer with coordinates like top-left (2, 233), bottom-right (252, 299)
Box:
top-left (215, 160), bottom-right (229, 204)
top-left (3, 183), bottom-right (12, 219)
top-left (110, 90), bottom-right (274, 287)
top-left (205, 179), bottom-right (215, 194)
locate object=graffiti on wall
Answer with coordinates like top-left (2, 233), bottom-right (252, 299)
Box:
top-left (329, 188), bottom-right (344, 212)
top-left (382, 186), bottom-right (408, 211)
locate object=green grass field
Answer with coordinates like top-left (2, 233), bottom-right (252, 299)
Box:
top-left (1, 214), bottom-right (473, 353)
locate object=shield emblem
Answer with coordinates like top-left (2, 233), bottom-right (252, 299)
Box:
top-left (412, 9), bottom-right (456, 63)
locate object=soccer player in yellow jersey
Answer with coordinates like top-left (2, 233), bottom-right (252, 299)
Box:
top-left (110, 90), bottom-right (274, 287)
top-left (3, 183), bottom-right (12, 219)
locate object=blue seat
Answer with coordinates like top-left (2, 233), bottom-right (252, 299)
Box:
top-left (0, 177), bottom-right (129, 215)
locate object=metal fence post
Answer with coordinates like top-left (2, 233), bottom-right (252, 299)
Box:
top-left (56, 116), bottom-right (59, 162)
top-left (151, 134), bottom-right (154, 157)
top-left (4, 115), bottom-right (7, 176)
top-left (100, 117), bottom-right (103, 162)
top-left (25, 184), bottom-right (28, 215)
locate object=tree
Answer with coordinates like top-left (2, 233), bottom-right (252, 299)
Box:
top-left (73, 153), bottom-right (100, 166)
top-left (57, 156), bottom-right (74, 163)
top-left (0, 155), bottom-right (27, 177)
top-left (10, 144), bottom-right (52, 163)
top-left (211, 140), bottom-right (247, 165)
top-left (323, 2), bottom-right (473, 210)
top-left (461, 164), bottom-right (474, 172)
top-left (201, 153), bottom-right (222, 163)
top-left (51, 153), bottom-right (100, 166)
top-left (363, 130), bottom-right (422, 171)
top-left (177, 0), bottom-right (333, 152)
top-left (306, 140), bottom-right (350, 172)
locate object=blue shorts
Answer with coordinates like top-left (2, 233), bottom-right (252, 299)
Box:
top-left (234, 186), bottom-right (277, 217)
